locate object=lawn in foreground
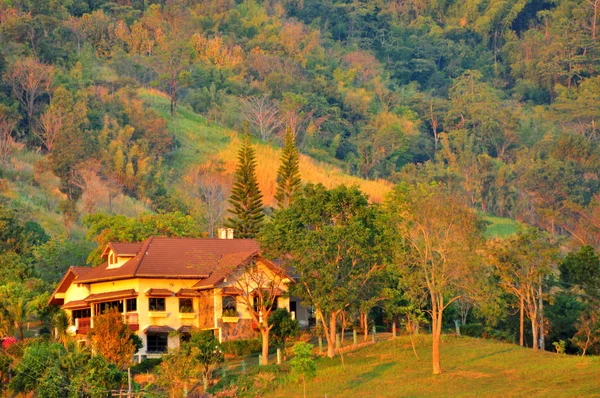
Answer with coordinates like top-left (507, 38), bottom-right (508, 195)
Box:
top-left (267, 335), bottom-right (600, 397)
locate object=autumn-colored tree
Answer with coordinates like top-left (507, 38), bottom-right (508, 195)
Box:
top-left (0, 106), bottom-right (18, 165)
top-left (89, 308), bottom-right (138, 369)
top-left (4, 57), bottom-right (53, 133)
top-left (387, 183), bottom-right (485, 374)
top-left (230, 260), bottom-right (291, 365)
top-left (36, 86), bottom-right (73, 151)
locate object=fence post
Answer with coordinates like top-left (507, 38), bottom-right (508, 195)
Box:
top-left (353, 329), bottom-right (357, 346)
top-left (241, 360), bottom-right (246, 373)
top-left (392, 322), bottom-right (396, 338)
top-left (336, 333), bottom-right (341, 349)
top-left (277, 348), bottom-right (281, 365)
top-left (372, 325), bottom-right (376, 343)
top-left (258, 354), bottom-right (262, 367)
top-left (318, 336), bottom-right (323, 353)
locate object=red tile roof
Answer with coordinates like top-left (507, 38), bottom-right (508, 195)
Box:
top-left (84, 289), bottom-right (137, 303)
top-left (144, 325), bottom-right (174, 334)
top-left (145, 288), bottom-right (174, 297)
top-left (61, 300), bottom-right (89, 310)
top-left (102, 242), bottom-right (144, 259)
top-left (75, 237), bottom-right (260, 284)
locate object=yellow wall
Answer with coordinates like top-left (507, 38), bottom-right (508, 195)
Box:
top-left (61, 259), bottom-right (293, 356)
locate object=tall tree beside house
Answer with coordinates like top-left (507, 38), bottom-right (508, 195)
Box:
top-left (275, 127), bottom-right (302, 209)
top-left (230, 261), bottom-right (290, 365)
top-left (261, 184), bottom-right (391, 359)
top-left (89, 308), bottom-right (139, 370)
top-left (225, 134), bottom-right (264, 238)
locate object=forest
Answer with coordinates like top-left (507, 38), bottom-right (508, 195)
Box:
top-left (0, 0), bottom-right (599, 395)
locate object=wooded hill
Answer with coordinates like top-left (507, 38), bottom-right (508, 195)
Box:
top-left (0, 0), bottom-right (599, 384)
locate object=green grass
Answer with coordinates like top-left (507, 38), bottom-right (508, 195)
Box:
top-left (267, 336), bottom-right (600, 398)
top-left (138, 89), bottom-right (232, 177)
top-left (483, 215), bottom-right (522, 238)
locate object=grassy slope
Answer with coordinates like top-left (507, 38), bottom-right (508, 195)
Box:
top-left (139, 89), bottom-right (393, 205)
top-left (268, 336), bottom-right (600, 398)
top-left (483, 215), bottom-right (522, 239)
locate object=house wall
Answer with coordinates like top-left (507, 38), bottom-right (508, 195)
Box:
top-left (59, 259), bottom-right (297, 358)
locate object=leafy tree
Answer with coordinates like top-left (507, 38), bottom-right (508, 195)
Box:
top-left (230, 261), bottom-right (290, 365)
top-left (89, 308), bottom-right (139, 369)
top-left (290, 342), bottom-right (316, 398)
top-left (225, 134), bottom-right (264, 238)
top-left (4, 57), bottom-right (53, 134)
top-left (489, 229), bottom-right (559, 350)
top-left (269, 308), bottom-right (300, 354)
top-left (155, 343), bottom-right (198, 397)
top-left (387, 183), bottom-right (485, 374)
top-left (560, 245), bottom-right (600, 296)
top-left (275, 127), bottom-right (302, 209)
top-left (189, 330), bottom-right (224, 385)
top-left (261, 184), bottom-right (391, 358)
top-left (9, 340), bottom-right (64, 394)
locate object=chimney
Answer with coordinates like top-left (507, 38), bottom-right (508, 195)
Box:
top-left (226, 228), bottom-right (234, 239)
top-left (217, 228), bottom-right (227, 239)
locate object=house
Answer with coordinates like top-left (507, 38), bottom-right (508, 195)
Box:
top-left (48, 231), bottom-right (311, 360)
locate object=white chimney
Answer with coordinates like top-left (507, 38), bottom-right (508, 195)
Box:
top-left (226, 228), bottom-right (234, 239)
top-left (217, 228), bottom-right (227, 239)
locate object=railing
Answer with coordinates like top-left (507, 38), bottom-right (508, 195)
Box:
top-left (124, 313), bottom-right (139, 331)
top-left (76, 317), bottom-right (91, 335)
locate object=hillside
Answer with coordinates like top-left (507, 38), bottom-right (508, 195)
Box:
top-left (140, 89), bottom-right (392, 206)
top-left (267, 336), bottom-right (600, 398)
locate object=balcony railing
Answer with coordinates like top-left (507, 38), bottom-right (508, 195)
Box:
top-left (124, 313), bottom-right (139, 331)
top-left (75, 317), bottom-right (91, 335)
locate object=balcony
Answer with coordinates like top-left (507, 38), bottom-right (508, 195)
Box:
top-left (75, 317), bottom-right (91, 335)
top-left (124, 313), bottom-right (139, 331)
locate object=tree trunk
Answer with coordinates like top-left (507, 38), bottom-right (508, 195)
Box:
top-left (519, 297), bottom-right (524, 347)
top-left (362, 312), bottom-right (369, 341)
top-left (432, 309), bottom-right (442, 375)
top-left (327, 312), bottom-right (337, 358)
top-left (531, 317), bottom-right (538, 350)
top-left (261, 328), bottom-right (269, 365)
top-left (539, 278), bottom-right (545, 351)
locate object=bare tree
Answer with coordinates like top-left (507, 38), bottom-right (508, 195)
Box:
top-left (230, 259), bottom-right (291, 365)
top-left (240, 96), bottom-right (282, 140)
top-left (0, 109), bottom-right (18, 165)
top-left (36, 87), bottom-right (73, 151)
top-left (187, 160), bottom-right (231, 237)
top-left (5, 57), bottom-right (53, 133)
top-left (76, 162), bottom-right (106, 214)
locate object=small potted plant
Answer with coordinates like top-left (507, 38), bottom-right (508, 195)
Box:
top-left (221, 308), bottom-right (239, 323)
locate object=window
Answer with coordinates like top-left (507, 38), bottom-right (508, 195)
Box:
top-left (179, 298), bottom-right (193, 313)
top-left (147, 333), bottom-right (168, 353)
top-left (180, 333), bottom-right (191, 343)
top-left (222, 296), bottom-right (237, 311)
top-left (126, 298), bottom-right (137, 312)
top-left (149, 297), bottom-right (165, 311)
top-left (290, 301), bottom-right (297, 313)
top-left (97, 300), bottom-right (123, 314)
top-left (72, 308), bottom-right (91, 319)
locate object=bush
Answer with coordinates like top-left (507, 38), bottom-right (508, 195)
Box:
top-left (461, 323), bottom-right (484, 337)
top-left (221, 339), bottom-right (262, 357)
top-left (131, 358), bottom-right (162, 375)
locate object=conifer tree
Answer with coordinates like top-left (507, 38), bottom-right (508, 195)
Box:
top-left (225, 133), bottom-right (264, 238)
top-left (275, 127), bottom-right (302, 208)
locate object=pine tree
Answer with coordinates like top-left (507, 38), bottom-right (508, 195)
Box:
top-left (275, 127), bottom-right (302, 208)
top-left (225, 134), bottom-right (264, 238)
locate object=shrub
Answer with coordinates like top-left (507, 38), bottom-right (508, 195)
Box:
top-left (131, 358), bottom-right (162, 375)
top-left (461, 323), bottom-right (484, 337)
top-left (221, 339), bottom-right (262, 357)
